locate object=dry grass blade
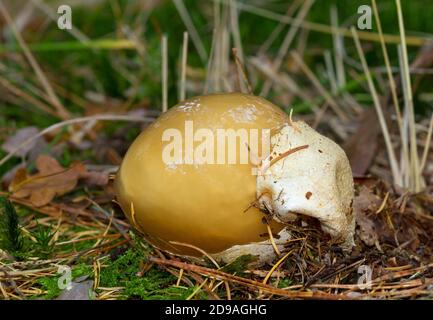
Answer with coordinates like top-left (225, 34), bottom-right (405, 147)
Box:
top-left (351, 27), bottom-right (401, 186)
top-left (0, 114), bottom-right (155, 167)
top-left (161, 35), bottom-right (168, 112)
top-left (31, 0), bottom-right (90, 44)
top-left (229, 0), bottom-right (244, 64)
top-left (330, 6), bottom-right (346, 88)
top-left (420, 114), bottom-right (433, 173)
top-left (232, 48), bottom-right (252, 94)
top-left (371, 0), bottom-right (408, 188)
top-left (204, 28), bottom-right (218, 94)
top-left (396, 0), bottom-right (421, 192)
top-left (186, 278), bottom-right (208, 300)
top-left (324, 51), bottom-right (338, 95)
top-left (167, 241), bottom-right (234, 300)
top-left (262, 249), bottom-right (294, 286)
top-left (0, 77), bottom-right (57, 117)
top-left (180, 32), bottom-right (189, 101)
top-left (229, 0), bottom-right (429, 46)
top-left (260, 0), bottom-right (314, 96)
top-left (291, 51), bottom-right (348, 122)
top-left (249, 57), bottom-right (319, 113)
top-left (229, 0), bottom-right (246, 93)
top-left (0, 1), bottom-right (70, 120)
top-left (371, 0), bottom-right (403, 131)
top-left (173, 0), bottom-right (207, 64)
top-left (258, 0), bottom-right (303, 54)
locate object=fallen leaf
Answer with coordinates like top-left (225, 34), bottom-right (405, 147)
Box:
top-left (1, 127), bottom-right (46, 158)
top-left (10, 155), bottom-right (87, 207)
top-left (354, 186), bottom-right (382, 247)
top-left (1, 164), bottom-right (25, 188)
top-left (81, 170), bottom-right (109, 187)
top-left (355, 210), bottom-right (378, 247)
top-left (354, 186), bottom-right (382, 213)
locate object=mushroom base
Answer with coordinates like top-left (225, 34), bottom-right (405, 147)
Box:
top-left (211, 228), bottom-right (291, 265)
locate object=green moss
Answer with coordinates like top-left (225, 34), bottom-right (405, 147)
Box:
top-left (55, 225), bottom-right (100, 253)
top-left (36, 276), bottom-right (63, 300)
top-left (31, 223), bottom-right (57, 259)
top-left (122, 271), bottom-right (199, 300)
top-left (99, 248), bottom-right (204, 300)
top-left (219, 254), bottom-right (257, 275)
top-left (34, 263), bottom-right (93, 300)
top-left (276, 278), bottom-right (293, 289)
top-left (71, 263), bottom-right (93, 278)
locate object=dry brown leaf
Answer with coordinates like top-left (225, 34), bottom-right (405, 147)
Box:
top-left (354, 186), bottom-right (382, 246)
top-left (354, 185), bottom-right (382, 213)
top-left (355, 210), bottom-right (378, 247)
top-left (8, 167), bottom-right (28, 192)
top-left (81, 170), bottom-right (109, 187)
top-left (10, 155), bottom-right (87, 207)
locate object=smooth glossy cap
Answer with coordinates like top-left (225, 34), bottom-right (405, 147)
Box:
top-left (115, 93), bottom-right (289, 256)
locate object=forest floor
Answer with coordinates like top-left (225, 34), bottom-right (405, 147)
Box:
top-left (0, 0), bottom-right (432, 300)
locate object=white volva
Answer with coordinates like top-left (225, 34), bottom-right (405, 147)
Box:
top-left (212, 229), bottom-right (292, 264)
top-left (257, 121), bottom-right (355, 250)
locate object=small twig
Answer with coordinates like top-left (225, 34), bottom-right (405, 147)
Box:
top-left (169, 240), bottom-right (234, 299)
top-left (169, 241), bottom-right (220, 269)
top-left (148, 256), bottom-right (351, 300)
top-left (261, 144), bottom-right (309, 174)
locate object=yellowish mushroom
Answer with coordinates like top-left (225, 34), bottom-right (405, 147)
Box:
top-left (115, 93), bottom-right (354, 263)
